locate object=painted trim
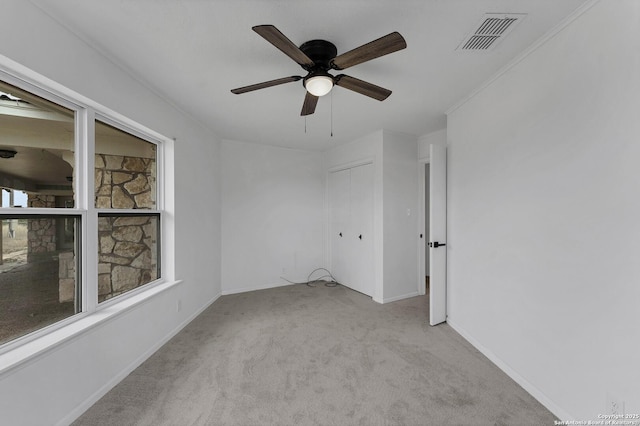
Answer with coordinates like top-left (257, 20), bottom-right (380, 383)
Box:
top-left (57, 290), bottom-right (221, 426)
top-left (446, 0), bottom-right (601, 115)
top-left (381, 291), bottom-right (420, 304)
top-left (221, 281), bottom-right (296, 296)
top-left (0, 279), bottom-right (184, 376)
top-left (327, 157), bottom-right (375, 174)
top-left (447, 318), bottom-right (572, 421)
top-left (0, 53), bottom-right (172, 145)
top-left (0, 51), bottom-right (178, 366)
top-left (417, 162), bottom-right (426, 296)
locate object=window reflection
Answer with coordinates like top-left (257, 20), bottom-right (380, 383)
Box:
top-left (0, 215), bottom-right (80, 345)
top-left (0, 81), bottom-right (75, 209)
top-left (95, 121), bottom-right (157, 210)
top-left (0, 80), bottom-right (79, 346)
top-left (98, 213), bottom-right (159, 302)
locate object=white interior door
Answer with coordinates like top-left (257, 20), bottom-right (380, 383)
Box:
top-left (349, 163), bottom-right (374, 296)
top-left (429, 144), bottom-right (447, 325)
top-left (329, 169), bottom-right (350, 285)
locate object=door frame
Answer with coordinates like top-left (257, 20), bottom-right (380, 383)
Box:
top-left (417, 146), bottom-right (447, 325)
top-left (417, 158), bottom-right (428, 296)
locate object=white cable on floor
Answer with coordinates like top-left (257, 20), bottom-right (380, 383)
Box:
top-left (280, 267), bottom-right (340, 287)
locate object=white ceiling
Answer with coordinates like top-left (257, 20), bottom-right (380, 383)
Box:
top-left (30, 0), bottom-right (589, 151)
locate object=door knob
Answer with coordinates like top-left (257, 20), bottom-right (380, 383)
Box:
top-left (339, 232), bottom-right (342, 237)
top-left (428, 241), bottom-right (446, 248)
top-left (359, 234), bottom-right (362, 240)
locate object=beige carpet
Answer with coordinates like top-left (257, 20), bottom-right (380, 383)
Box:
top-left (73, 283), bottom-right (555, 426)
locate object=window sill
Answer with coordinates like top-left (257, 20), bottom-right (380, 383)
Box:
top-left (0, 278), bottom-right (182, 377)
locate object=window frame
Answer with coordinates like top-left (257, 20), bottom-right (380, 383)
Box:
top-left (93, 114), bottom-right (164, 306)
top-left (0, 59), bottom-right (176, 359)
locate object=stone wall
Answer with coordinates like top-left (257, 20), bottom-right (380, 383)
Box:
top-left (25, 194), bottom-right (77, 304)
top-left (95, 154), bottom-right (156, 209)
top-left (58, 251), bottom-right (75, 303)
top-left (98, 216), bottom-right (158, 302)
top-left (27, 194), bottom-right (56, 262)
top-left (95, 153), bottom-right (158, 302)
top-left (28, 194), bottom-right (56, 208)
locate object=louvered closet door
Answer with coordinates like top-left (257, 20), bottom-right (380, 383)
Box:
top-left (329, 168), bottom-right (351, 286)
top-left (349, 163), bottom-right (374, 296)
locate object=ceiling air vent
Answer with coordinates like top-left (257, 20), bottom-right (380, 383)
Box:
top-left (457, 13), bottom-right (526, 51)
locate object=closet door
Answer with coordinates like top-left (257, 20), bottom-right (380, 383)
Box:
top-left (328, 169), bottom-right (350, 285)
top-left (349, 163), bottom-right (374, 296)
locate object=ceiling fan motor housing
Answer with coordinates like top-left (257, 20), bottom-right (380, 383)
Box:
top-left (299, 39), bottom-right (337, 71)
top-left (299, 39), bottom-right (338, 94)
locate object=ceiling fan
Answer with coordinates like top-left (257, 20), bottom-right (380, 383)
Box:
top-left (231, 25), bottom-right (407, 116)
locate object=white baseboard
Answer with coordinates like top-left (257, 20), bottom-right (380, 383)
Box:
top-left (447, 318), bottom-right (573, 421)
top-left (221, 280), bottom-right (295, 296)
top-left (58, 292), bottom-right (221, 426)
top-left (381, 291), bottom-right (420, 304)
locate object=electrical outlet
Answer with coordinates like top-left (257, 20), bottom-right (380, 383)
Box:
top-left (606, 393), bottom-right (624, 416)
top-left (176, 300), bottom-right (182, 313)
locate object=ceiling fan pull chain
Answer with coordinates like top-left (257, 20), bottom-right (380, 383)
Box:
top-left (304, 116), bottom-right (307, 134)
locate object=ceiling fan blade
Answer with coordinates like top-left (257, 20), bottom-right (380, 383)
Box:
top-left (334, 75), bottom-right (392, 101)
top-left (231, 76), bottom-right (302, 94)
top-left (301, 91), bottom-right (319, 116)
top-left (253, 25), bottom-right (315, 68)
top-left (331, 32), bottom-right (407, 70)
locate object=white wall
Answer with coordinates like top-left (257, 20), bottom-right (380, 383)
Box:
top-left (446, 0), bottom-right (640, 420)
top-left (382, 131), bottom-right (419, 302)
top-left (0, 2), bottom-right (221, 425)
top-left (221, 140), bottom-right (325, 293)
top-left (418, 128), bottom-right (446, 161)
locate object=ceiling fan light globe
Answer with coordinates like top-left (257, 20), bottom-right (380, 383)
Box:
top-left (305, 75), bottom-right (333, 97)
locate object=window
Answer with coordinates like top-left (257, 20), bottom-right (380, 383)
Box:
top-left (95, 120), bottom-right (160, 302)
top-left (0, 80), bottom-right (80, 346)
top-left (97, 213), bottom-right (159, 302)
top-left (0, 72), bottom-right (167, 348)
top-left (0, 215), bottom-right (80, 345)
